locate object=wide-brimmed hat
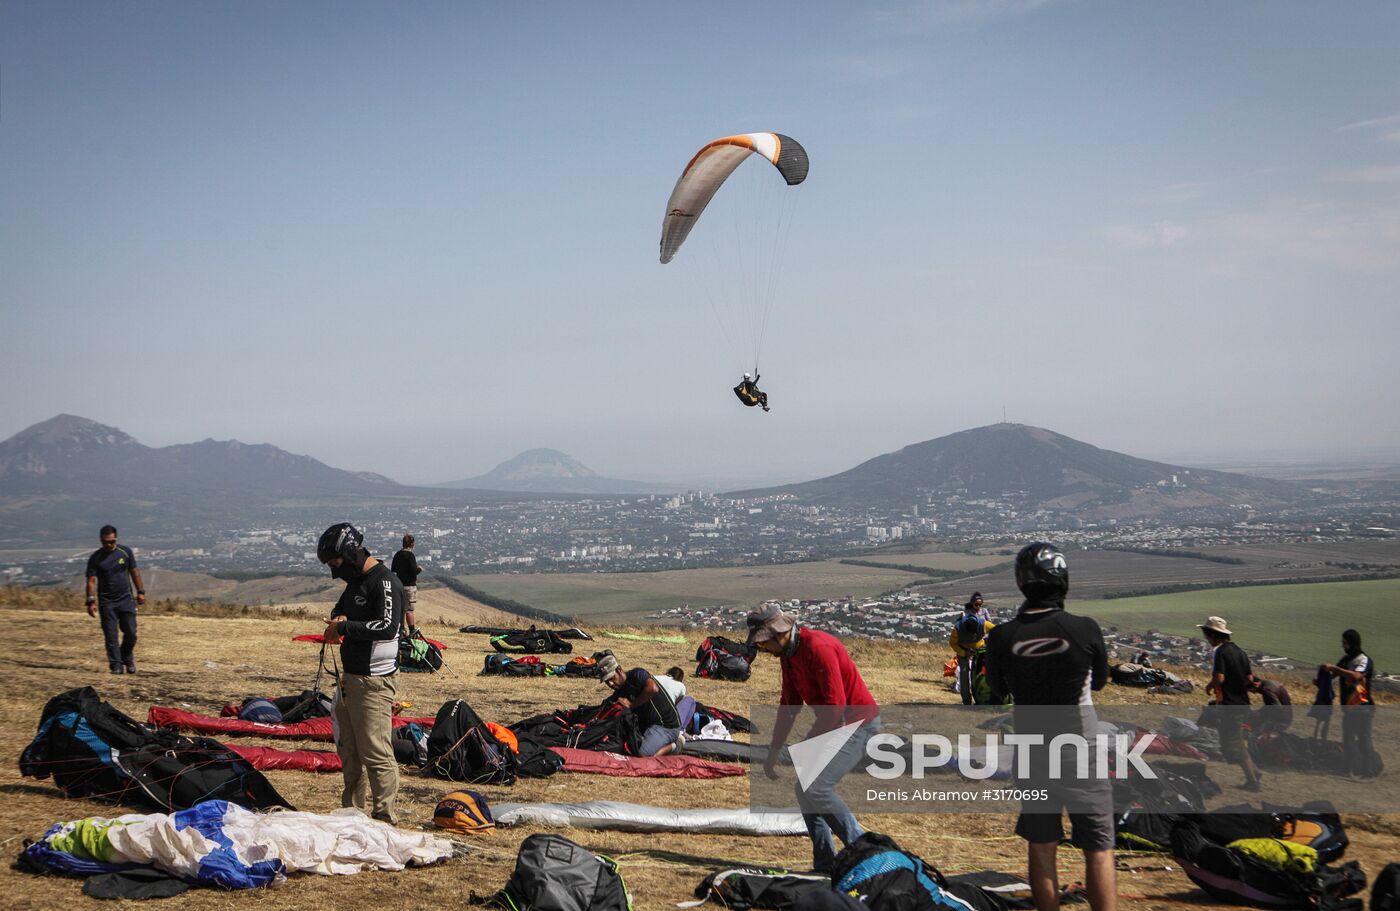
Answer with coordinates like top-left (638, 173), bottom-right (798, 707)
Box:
top-left (596, 654), bottom-right (620, 682)
top-left (745, 604), bottom-right (796, 646)
top-left (1198, 616), bottom-right (1232, 637)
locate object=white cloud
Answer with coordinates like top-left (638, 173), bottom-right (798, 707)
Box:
top-left (1098, 221), bottom-right (1189, 250)
top-left (1200, 200), bottom-right (1400, 274)
top-left (1339, 112), bottom-right (1400, 132)
top-left (1100, 197), bottom-right (1400, 274)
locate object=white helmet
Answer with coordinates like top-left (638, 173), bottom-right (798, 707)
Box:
top-left (743, 372), bottom-right (751, 380)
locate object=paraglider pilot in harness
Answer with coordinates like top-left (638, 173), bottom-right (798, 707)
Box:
top-left (734, 372), bottom-right (769, 412)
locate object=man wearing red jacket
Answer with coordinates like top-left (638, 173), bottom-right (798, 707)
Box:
top-left (748, 604), bottom-right (881, 874)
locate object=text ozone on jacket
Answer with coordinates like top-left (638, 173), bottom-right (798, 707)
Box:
top-left (334, 562), bottom-right (405, 676)
top-left (779, 628), bottom-right (879, 733)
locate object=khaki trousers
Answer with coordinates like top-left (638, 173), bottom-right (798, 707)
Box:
top-left (334, 672), bottom-right (399, 823)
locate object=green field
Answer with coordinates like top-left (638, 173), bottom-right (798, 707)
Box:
top-left (460, 559), bottom-right (925, 623)
top-left (1088, 579), bottom-right (1400, 670)
top-left (850, 552), bottom-right (1010, 572)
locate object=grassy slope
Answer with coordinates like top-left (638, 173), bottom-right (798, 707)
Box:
top-left (3, 588), bottom-right (1397, 910)
top-left (460, 560), bottom-right (926, 622)
top-left (1087, 578), bottom-right (1400, 670)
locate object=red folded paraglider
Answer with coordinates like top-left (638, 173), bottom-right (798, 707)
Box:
top-left (227, 744), bottom-right (343, 772)
top-left (148, 706), bottom-right (435, 740)
top-left (1133, 727), bottom-right (1209, 761)
top-left (547, 747), bottom-right (745, 780)
top-left (293, 633), bottom-right (447, 649)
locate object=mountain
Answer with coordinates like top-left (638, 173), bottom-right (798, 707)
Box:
top-left (727, 423), bottom-right (1311, 518)
top-left (0, 415), bottom-right (417, 542)
top-left (0, 415), bottom-right (398, 496)
top-left (440, 448), bottom-right (679, 495)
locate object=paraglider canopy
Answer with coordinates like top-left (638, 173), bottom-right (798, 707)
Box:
top-left (659, 132), bottom-right (808, 264)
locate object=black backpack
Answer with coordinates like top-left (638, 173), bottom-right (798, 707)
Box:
top-left (392, 722), bottom-right (430, 767)
top-left (831, 832), bottom-right (986, 911)
top-left (490, 834), bottom-right (630, 911)
top-left (694, 636), bottom-right (755, 682)
top-left (1373, 864), bottom-right (1400, 911)
top-left (20, 687), bottom-right (292, 812)
top-left (426, 699), bottom-right (518, 785)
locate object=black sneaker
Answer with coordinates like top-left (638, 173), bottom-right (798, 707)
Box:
top-left (109, 665), bottom-right (125, 674)
top-left (124, 663), bottom-right (137, 675)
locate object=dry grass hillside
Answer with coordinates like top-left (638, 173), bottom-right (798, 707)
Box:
top-left (2, 588), bottom-right (1395, 911)
top-left (40, 571), bottom-right (521, 628)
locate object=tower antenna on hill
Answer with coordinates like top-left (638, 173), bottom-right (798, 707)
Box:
top-left (1002, 406), bottom-right (1007, 424)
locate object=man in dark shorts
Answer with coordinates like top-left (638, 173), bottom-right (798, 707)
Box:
top-left (986, 543), bottom-right (1115, 911)
top-left (390, 534), bottom-right (420, 632)
top-left (598, 654), bottom-right (682, 757)
top-left (85, 525), bottom-right (147, 674)
top-left (1199, 615), bottom-right (1261, 791)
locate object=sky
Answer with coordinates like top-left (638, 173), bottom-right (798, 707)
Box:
top-left (3, 1), bottom-right (1399, 489)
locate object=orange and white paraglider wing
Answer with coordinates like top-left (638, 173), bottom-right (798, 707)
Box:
top-left (659, 132), bottom-right (808, 264)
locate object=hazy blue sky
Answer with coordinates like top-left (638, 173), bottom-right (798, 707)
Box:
top-left (3, 1), bottom-right (1398, 488)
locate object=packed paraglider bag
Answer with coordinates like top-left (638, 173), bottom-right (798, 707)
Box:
top-left (425, 699), bottom-right (518, 785)
top-left (20, 687), bottom-right (292, 812)
top-left (482, 833), bottom-right (630, 911)
top-left (694, 636), bottom-right (756, 681)
top-left (490, 626), bottom-right (574, 655)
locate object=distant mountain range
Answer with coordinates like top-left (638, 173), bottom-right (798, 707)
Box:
top-left (728, 423), bottom-right (1313, 518)
top-left (0, 415), bottom-right (1327, 542)
top-left (0, 414), bottom-right (399, 497)
top-left (438, 448), bottom-right (680, 495)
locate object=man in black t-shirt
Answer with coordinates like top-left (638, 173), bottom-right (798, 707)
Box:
top-left (390, 534), bottom-right (420, 632)
top-left (85, 525), bottom-right (147, 674)
top-left (597, 654), bottom-right (682, 756)
top-left (1199, 615), bottom-right (1261, 791)
top-left (985, 543), bottom-right (1115, 911)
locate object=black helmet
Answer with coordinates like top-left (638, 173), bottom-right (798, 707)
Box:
top-left (1015, 542), bottom-right (1068, 600)
top-left (317, 523), bottom-right (364, 565)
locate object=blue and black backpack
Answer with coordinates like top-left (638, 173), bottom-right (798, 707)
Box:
top-left (831, 833), bottom-right (997, 911)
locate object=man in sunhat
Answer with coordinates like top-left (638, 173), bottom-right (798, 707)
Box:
top-left (597, 654), bottom-right (683, 757)
top-left (748, 604), bottom-right (880, 874)
top-left (1199, 615), bottom-right (1262, 791)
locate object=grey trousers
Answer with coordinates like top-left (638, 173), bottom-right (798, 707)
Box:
top-left (334, 672), bottom-right (400, 824)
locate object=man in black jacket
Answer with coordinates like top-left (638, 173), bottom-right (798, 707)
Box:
top-left (317, 523), bottom-right (404, 824)
top-left (733, 372), bottom-right (769, 411)
top-left (390, 534), bottom-right (420, 632)
top-left (986, 543), bottom-right (1115, 911)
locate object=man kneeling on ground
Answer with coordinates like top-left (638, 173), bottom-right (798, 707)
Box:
top-left (598, 654), bottom-right (683, 757)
